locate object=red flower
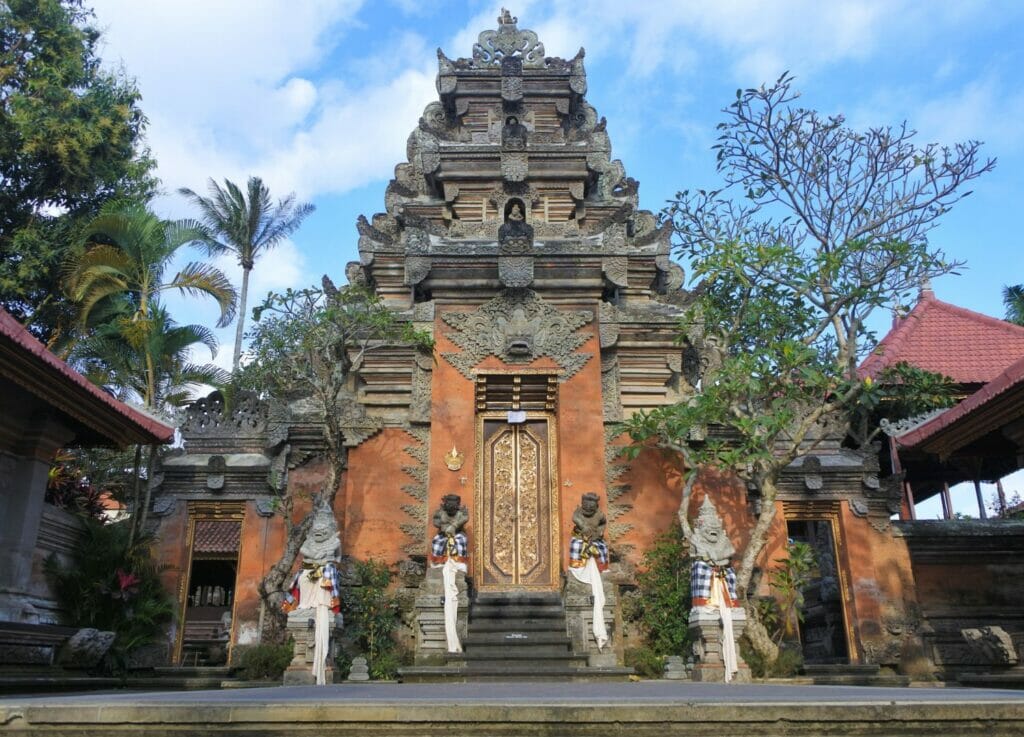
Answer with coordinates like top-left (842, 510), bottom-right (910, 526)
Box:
top-left (115, 568), bottom-right (140, 593)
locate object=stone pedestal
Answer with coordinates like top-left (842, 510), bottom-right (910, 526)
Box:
top-left (689, 606), bottom-right (751, 683)
top-left (412, 566), bottom-right (468, 663)
top-left (282, 611), bottom-right (342, 685)
top-left (563, 574), bottom-right (618, 667)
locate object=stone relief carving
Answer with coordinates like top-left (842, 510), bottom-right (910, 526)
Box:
top-left (501, 152), bottom-right (529, 182)
top-left (498, 256), bottom-right (534, 288)
top-left (181, 391), bottom-right (266, 437)
top-left (404, 256), bottom-right (431, 286)
top-left (400, 428), bottom-right (430, 556)
top-left (599, 302), bottom-right (620, 348)
top-left (442, 288), bottom-right (592, 380)
top-left (601, 355), bottom-right (623, 422)
top-left (472, 9), bottom-right (545, 68)
top-left (409, 353), bottom-right (433, 424)
top-left (602, 256), bottom-right (628, 287)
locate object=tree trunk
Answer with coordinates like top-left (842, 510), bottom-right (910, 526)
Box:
top-left (735, 474), bottom-right (783, 664)
top-left (137, 444), bottom-right (157, 538)
top-left (128, 444), bottom-right (143, 547)
top-left (232, 266), bottom-right (251, 373)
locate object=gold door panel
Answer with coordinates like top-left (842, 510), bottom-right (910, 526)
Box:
top-left (477, 415), bottom-right (559, 589)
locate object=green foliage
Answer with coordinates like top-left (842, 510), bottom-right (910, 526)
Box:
top-left (71, 303), bottom-right (229, 409)
top-left (44, 519), bottom-right (173, 672)
top-left (624, 647), bottom-right (667, 679)
top-left (1004, 284), bottom-right (1024, 326)
top-left (235, 641), bottom-right (294, 680)
top-left (741, 637), bottom-right (803, 678)
top-left (240, 280), bottom-right (433, 402)
top-left (45, 451), bottom-right (109, 521)
top-left (342, 559), bottom-right (403, 680)
top-left (625, 527), bottom-right (691, 659)
top-left (0, 0), bottom-right (156, 341)
top-left (767, 541), bottom-right (816, 642)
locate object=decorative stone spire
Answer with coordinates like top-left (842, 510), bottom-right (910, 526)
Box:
top-left (472, 8), bottom-right (546, 67)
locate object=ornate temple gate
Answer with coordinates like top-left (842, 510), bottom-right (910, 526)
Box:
top-left (474, 373), bottom-right (560, 590)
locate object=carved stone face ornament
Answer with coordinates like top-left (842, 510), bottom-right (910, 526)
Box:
top-left (691, 496), bottom-right (735, 567)
top-left (299, 499), bottom-right (341, 565)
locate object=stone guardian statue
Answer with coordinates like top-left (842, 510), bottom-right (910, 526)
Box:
top-left (281, 497), bottom-right (342, 685)
top-left (688, 496), bottom-right (749, 682)
top-left (430, 494), bottom-right (469, 653)
top-left (568, 492), bottom-right (610, 650)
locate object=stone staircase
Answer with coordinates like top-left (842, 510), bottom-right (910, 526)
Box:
top-left (400, 591), bottom-right (631, 682)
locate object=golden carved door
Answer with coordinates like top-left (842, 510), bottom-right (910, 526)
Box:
top-left (477, 415), bottom-right (559, 590)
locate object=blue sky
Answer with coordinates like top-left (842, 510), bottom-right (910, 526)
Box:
top-left (88, 1), bottom-right (1024, 511)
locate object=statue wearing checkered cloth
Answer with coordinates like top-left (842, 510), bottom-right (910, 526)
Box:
top-left (568, 493), bottom-right (611, 650)
top-left (430, 494), bottom-right (469, 653)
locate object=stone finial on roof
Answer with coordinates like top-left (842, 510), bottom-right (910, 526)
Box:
top-left (473, 8), bottom-right (545, 67)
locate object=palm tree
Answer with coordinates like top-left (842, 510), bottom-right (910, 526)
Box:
top-left (72, 304), bottom-right (231, 541)
top-left (65, 200), bottom-right (237, 402)
top-left (1005, 285), bottom-right (1024, 326)
top-left (74, 305), bottom-right (230, 410)
top-left (179, 176), bottom-right (314, 371)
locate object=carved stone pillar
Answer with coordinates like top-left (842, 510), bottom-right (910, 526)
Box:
top-left (563, 574), bottom-right (619, 667)
top-left (688, 606), bottom-right (751, 683)
top-left (413, 565), bottom-right (468, 663)
top-left (282, 612), bottom-right (343, 685)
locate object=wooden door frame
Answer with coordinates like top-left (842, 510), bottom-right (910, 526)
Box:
top-left (781, 500), bottom-right (858, 663)
top-left (474, 410), bottom-right (561, 591)
top-left (173, 501), bottom-right (245, 664)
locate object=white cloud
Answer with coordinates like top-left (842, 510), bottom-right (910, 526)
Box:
top-left (915, 77), bottom-right (1024, 153)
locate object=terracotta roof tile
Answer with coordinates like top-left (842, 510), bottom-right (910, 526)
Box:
top-left (860, 290), bottom-right (1024, 384)
top-left (193, 520), bottom-right (241, 554)
top-left (0, 308), bottom-right (174, 444)
top-left (897, 353), bottom-right (1024, 450)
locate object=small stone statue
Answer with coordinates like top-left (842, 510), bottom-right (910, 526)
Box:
top-left (498, 199), bottom-right (534, 246)
top-left (282, 497), bottom-right (342, 685)
top-left (568, 492), bottom-right (609, 650)
top-left (689, 496), bottom-right (746, 683)
top-left (430, 494), bottom-right (469, 653)
top-left (501, 115), bottom-right (528, 149)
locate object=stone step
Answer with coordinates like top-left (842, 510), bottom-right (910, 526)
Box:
top-left (466, 631), bottom-right (573, 646)
top-left (450, 651), bottom-right (585, 663)
top-left (470, 604), bottom-right (565, 619)
top-left (473, 592), bottom-right (563, 606)
top-left (468, 618), bottom-right (567, 633)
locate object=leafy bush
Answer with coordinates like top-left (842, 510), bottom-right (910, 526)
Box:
top-left (741, 637), bottom-right (803, 678)
top-left (625, 646), bottom-right (666, 678)
top-left (236, 641), bottom-right (294, 680)
top-left (44, 519), bottom-right (173, 672)
top-left (625, 527), bottom-right (691, 662)
top-left (342, 559), bottom-right (403, 679)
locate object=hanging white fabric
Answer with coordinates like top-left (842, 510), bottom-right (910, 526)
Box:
top-left (708, 572), bottom-right (738, 683)
top-left (296, 571), bottom-right (333, 685)
top-left (433, 557), bottom-right (466, 653)
top-left (569, 556), bottom-right (608, 650)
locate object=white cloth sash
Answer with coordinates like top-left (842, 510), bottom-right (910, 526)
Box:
top-left (709, 573), bottom-right (738, 682)
top-left (297, 571), bottom-right (333, 685)
top-left (569, 556), bottom-right (608, 650)
top-left (433, 557), bottom-right (466, 653)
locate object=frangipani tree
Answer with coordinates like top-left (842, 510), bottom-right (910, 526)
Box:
top-left (237, 278), bottom-right (433, 631)
top-left (624, 73), bottom-right (992, 664)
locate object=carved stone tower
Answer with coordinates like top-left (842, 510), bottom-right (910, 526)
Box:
top-left (346, 10), bottom-right (694, 594)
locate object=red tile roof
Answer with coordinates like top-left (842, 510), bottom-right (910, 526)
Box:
top-left (193, 520), bottom-right (242, 554)
top-left (897, 352), bottom-right (1024, 451)
top-left (0, 308), bottom-right (174, 445)
top-left (860, 289), bottom-right (1024, 385)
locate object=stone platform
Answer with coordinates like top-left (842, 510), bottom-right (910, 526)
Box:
top-left (2, 682), bottom-right (1024, 736)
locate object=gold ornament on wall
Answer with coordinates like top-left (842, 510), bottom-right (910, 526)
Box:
top-left (445, 446), bottom-right (465, 471)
